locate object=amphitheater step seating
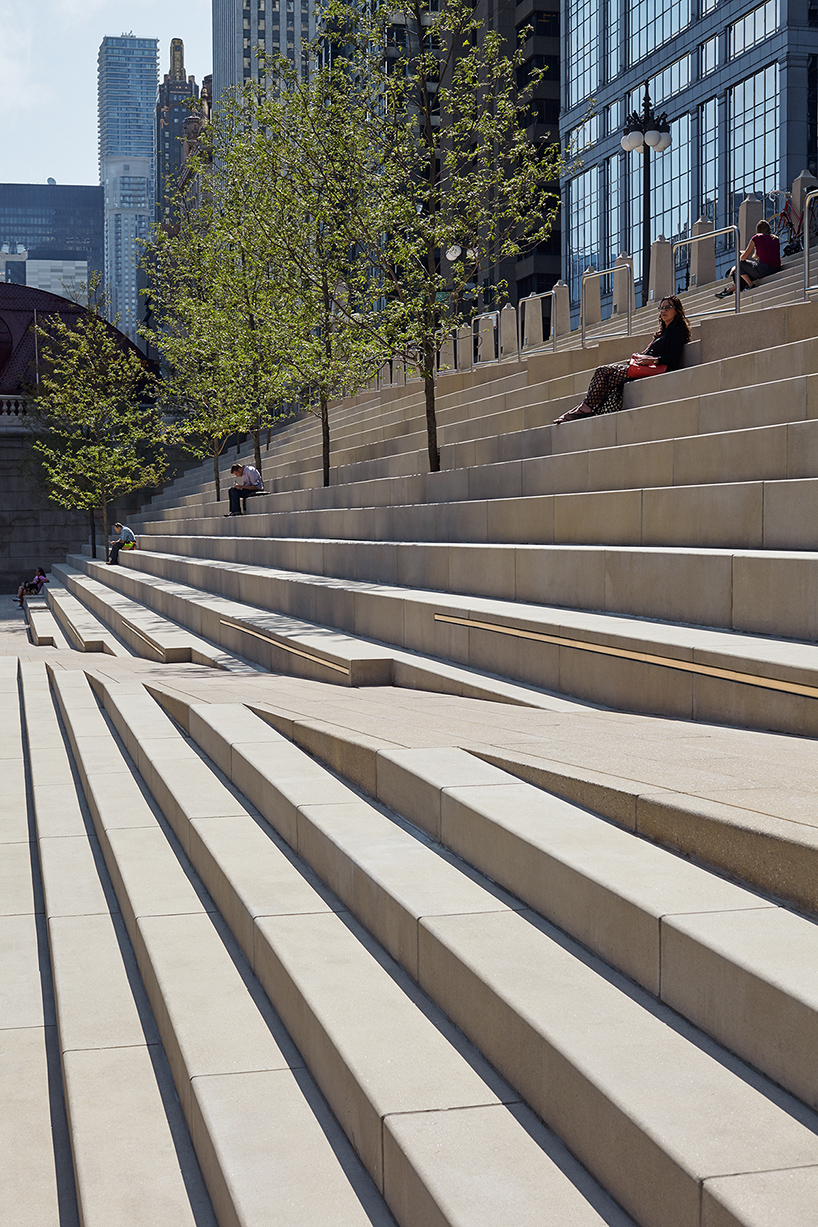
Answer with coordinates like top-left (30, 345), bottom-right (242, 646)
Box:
top-left (7, 259), bottom-right (818, 1226)
top-left (4, 651), bottom-right (818, 1227)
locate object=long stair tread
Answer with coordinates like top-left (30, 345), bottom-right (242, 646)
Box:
top-left (95, 677), bottom-right (818, 1227)
top-left (56, 670), bottom-right (635, 1227)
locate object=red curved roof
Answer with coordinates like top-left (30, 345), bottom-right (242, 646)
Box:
top-left (0, 282), bottom-right (145, 394)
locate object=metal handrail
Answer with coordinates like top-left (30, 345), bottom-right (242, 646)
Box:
top-left (518, 290), bottom-right (557, 354)
top-left (804, 189), bottom-right (818, 301)
top-left (473, 310), bottom-right (500, 363)
top-left (673, 225), bottom-right (741, 318)
top-left (580, 264), bottom-right (634, 348)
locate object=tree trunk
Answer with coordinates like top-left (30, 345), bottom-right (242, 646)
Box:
top-left (423, 339), bottom-right (440, 471)
top-left (320, 392), bottom-right (330, 488)
top-left (102, 500), bottom-right (109, 564)
top-left (254, 424), bottom-right (262, 478)
top-left (89, 507), bottom-right (97, 559)
top-left (213, 447), bottom-right (220, 501)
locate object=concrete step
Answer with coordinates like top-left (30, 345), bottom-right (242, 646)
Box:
top-left (128, 534), bottom-right (818, 643)
top-left (91, 543), bottom-right (818, 738)
top-left (18, 660), bottom-right (215, 1227)
top-left (137, 471), bottom-right (818, 552)
top-left (0, 658), bottom-right (78, 1227)
top-left (90, 676), bottom-right (818, 1227)
top-left (59, 553), bottom-right (591, 711)
top-left (52, 564), bottom-right (259, 673)
top-left (54, 669), bottom-right (636, 1227)
top-left (176, 696), bottom-right (818, 1111)
top-left (25, 597), bottom-right (69, 648)
top-left (48, 584), bottom-right (133, 656)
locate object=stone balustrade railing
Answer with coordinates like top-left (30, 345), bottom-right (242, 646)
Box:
top-left (0, 395), bottom-right (30, 432)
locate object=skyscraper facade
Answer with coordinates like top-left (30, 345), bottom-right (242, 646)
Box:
top-left (98, 33), bottom-right (159, 339)
top-left (0, 182), bottom-right (104, 281)
top-left (155, 39), bottom-right (201, 225)
top-left (212, 0), bottom-right (313, 102)
top-left (560, 0), bottom-right (818, 304)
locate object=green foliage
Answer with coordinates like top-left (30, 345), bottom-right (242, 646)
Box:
top-left (30, 297), bottom-right (163, 549)
top-left (142, 0), bottom-right (564, 479)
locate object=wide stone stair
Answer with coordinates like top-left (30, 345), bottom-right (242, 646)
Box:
top-left (7, 262), bottom-right (818, 1225)
top-left (4, 652), bottom-right (818, 1227)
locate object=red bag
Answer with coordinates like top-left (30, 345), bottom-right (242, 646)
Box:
top-left (627, 360), bottom-right (667, 379)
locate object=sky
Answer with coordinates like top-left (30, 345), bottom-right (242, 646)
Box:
top-left (0, 0), bottom-right (212, 187)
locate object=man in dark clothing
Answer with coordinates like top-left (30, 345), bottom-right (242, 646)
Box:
top-left (226, 463), bottom-right (264, 516)
top-left (108, 523), bottom-right (136, 565)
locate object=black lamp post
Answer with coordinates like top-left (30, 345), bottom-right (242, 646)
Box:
top-left (621, 85), bottom-right (672, 307)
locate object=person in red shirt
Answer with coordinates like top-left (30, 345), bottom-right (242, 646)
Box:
top-left (716, 219), bottom-right (782, 298)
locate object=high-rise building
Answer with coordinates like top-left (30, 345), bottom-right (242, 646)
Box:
top-left (212, 0), bottom-right (314, 103)
top-left (0, 182), bottom-right (104, 291)
top-left (560, 0), bottom-right (818, 306)
top-left (155, 39), bottom-right (201, 225)
top-left (98, 33), bottom-right (159, 340)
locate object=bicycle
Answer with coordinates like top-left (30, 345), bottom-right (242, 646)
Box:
top-left (768, 194), bottom-right (803, 253)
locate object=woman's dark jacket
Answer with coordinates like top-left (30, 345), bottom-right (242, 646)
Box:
top-left (644, 318), bottom-right (687, 371)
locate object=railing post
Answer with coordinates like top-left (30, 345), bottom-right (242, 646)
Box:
top-left (804, 189), bottom-right (818, 301)
top-left (690, 217), bottom-right (716, 287)
top-left (648, 235), bottom-right (674, 302)
top-left (499, 303), bottom-right (518, 360)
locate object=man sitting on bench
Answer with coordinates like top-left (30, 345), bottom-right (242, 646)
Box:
top-left (226, 463), bottom-right (264, 516)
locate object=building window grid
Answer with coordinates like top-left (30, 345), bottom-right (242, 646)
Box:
top-left (628, 114), bottom-right (692, 285)
top-left (566, 0), bottom-right (600, 108)
top-left (629, 56), bottom-right (691, 111)
top-left (568, 166), bottom-right (602, 301)
top-left (729, 63), bottom-right (779, 208)
top-left (628, 0), bottom-right (691, 66)
top-left (700, 96), bottom-right (719, 222)
top-left (729, 0), bottom-right (779, 58)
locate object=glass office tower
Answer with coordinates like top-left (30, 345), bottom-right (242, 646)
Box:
top-left (98, 34), bottom-right (159, 339)
top-left (0, 183), bottom-right (104, 275)
top-left (560, 0), bottom-right (818, 304)
top-left (212, 0), bottom-right (314, 102)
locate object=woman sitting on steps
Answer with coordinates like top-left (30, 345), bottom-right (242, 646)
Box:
top-left (553, 296), bottom-right (691, 423)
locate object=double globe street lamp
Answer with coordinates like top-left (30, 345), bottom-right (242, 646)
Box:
top-left (621, 85), bottom-right (673, 306)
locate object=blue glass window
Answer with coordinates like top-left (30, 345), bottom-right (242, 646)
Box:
top-left (629, 56), bottom-right (691, 111)
top-left (700, 35), bottom-right (718, 77)
top-left (730, 0), bottom-right (779, 58)
top-left (729, 63), bottom-right (779, 197)
top-left (568, 166), bottom-right (602, 300)
top-left (566, 0), bottom-right (600, 107)
top-left (629, 0), bottom-right (691, 65)
top-left (700, 97), bottom-right (719, 220)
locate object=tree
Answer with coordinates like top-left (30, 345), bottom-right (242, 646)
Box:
top-left (243, 61), bottom-right (391, 486)
top-left (143, 96), bottom-right (300, 488)
top-left (30, 296), bottom-right (164, 559)
top-left (315, 0), bottom-right (565, 470)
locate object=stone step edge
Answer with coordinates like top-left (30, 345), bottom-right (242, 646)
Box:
top-left (46, 668), bottom-right (399, 1227)
top-left (185, 690), bottom-right (818, 923)
top-left (112, 546), bottom-right (818, 694)
top-left (63, 553), bottom-right (587, 710)
top-left (52, 565), bottom-right (261, 675)
top-left (47, 583), bottom-right (132, 656)
top-left (72, 673), bottom-right (634, 1227)
top-left (119, 682), bottom-right (818, 1227)
top-left (18, 661), bottom-right (211, 1227)
top-left (155, 688), bottom-right (818, 1111)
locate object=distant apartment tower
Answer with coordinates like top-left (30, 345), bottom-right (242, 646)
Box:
top-left (98, 33), bottom-right (159, 340)
top-left (212, 0), bottom-right (314, 102)
top-left (155, 39), bottom-right (200, 224)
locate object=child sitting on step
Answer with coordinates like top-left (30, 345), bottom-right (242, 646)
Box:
top-left (16, 566), bottom-right (48, 607)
